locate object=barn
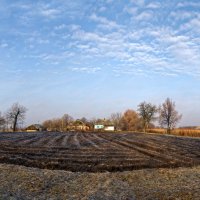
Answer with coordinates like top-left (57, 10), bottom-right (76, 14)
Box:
top-left (26, 124), bottom-right (44, 132)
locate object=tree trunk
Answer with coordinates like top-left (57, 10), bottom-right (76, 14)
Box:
top-left (13, 111), bottom-right (19, 132)
top-left (13, 117), bottom-right (17, 132)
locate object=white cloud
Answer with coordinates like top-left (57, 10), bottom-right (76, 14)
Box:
top-left (71, 66), bottom-right (101, 73)
top-left (130, 0), bottom-right (145, 7)
top-left (0, 43), bottom-right (8, 48)
top-left (2, 0), bottom-right (200, 79)
top-left (146, 2), bottom-right (160, 9)
top-left (40, 8), bottom-right (60, 18)
top-left (54, 24), bottom-right (67, 30)
top-left (68, 17), bottom-right (200, 77)
top-left (72, 30), bottom-right (108, 43)
top-left (37, 39), bottom-right (49, 44)
top-left (90, 13), bottom-right (122, 30)
top-left (123, 6), bottom-right (138, 15)
top-left (177, 2), bottom-right (200, 8)
top-left (99, 6), bottom-right (106, 12)
top-left (135, 11), bottom-right (152, 21)
top-left (68, 24), bottom-right (81, 32)
top-left (180, 17), bottom-right (200, 33)
top-left (170, 11), bottom-right (194, 21)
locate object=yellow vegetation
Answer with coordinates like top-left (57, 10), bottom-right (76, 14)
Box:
top-left (147, 128), bottom-right (200, 137)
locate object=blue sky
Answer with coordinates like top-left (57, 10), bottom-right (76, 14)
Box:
top-left (0, 0), bottom-right (200, 126)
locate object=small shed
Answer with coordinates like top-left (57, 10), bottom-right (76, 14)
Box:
top-left (26, 124), bottom-right (44, 132)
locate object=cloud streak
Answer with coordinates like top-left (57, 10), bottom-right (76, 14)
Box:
top-left (1, 0), bottom-right (200, 78)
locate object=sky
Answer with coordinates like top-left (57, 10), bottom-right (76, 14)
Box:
top-left (0, 0), bottom-right (200, 126)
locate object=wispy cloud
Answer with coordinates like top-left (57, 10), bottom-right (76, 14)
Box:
top-left (40, 8), bottom-right (61, 18)
top-left (1, 0), bottom-right (200, 79)
top-left (135, 11), bottom-right (153, 21)
top-left (146, 2), bottom-right (161, 9)
top-left (90, 13), bottom-right (122, 30)
top-left (130, 0), bottom-right (145, 7)
top-left (177, 2), bottom-right (200, 8)
top-left (0, 42), bottom-right (8, 48)
top-left (71, 66), bottom-right (101, 73)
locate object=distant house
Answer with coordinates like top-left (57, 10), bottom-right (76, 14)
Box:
top-left (104, 125), bottom-right (115, 131)
top-left (94, 124), bottom-right (104, 130)
top-left (26, 124), bottom-right (44, 132)
top-left (94, 124), bottom-right (115, 131)
top-left (67, 120), bottom-right (90, 131)
top-left (75, 124), bottom-right (90, 131)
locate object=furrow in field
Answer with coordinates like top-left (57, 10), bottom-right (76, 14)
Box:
top-left (22, 134), bottom-right (52, 146)
top-left (120, 136), bottom-right (200, 164)
top-left (50, 134), bottom-right (66, 146)
top-left (16, 135), bottom-right (42, 145)
top-left (79, 133), bottom-right (100, 149)
top-left (73, 132), bottom-right (81, 148)
top-left (104, 135), bottom-right (198, 163)
top-left (60, 134), bottom-right (70, 146)
top-left (98, 134), bottom-right (188, 165)
top-left (93, 134), bottom-right (136, 151)
top-left (29, 135), bottom-right (54, 146)
top-left (0, 132), bottom-right (199, 172)
top-left (64, 132), bottom-right (81, 148)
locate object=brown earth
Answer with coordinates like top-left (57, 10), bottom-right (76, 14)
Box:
top-left (0, 132), bottom-right (199, 172)
top-left (0, 164), bottom-right (199, 200)
top-left (0, 132), bottom-right (199, 199)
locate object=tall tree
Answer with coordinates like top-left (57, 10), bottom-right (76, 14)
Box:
top-left (43, 120), bottom-right (53, 131)
top-left (110, 112), bottom-right (122, 131)
top-left (138, 102), bottom-right (157, 132)
top-left (62, 114), bottom-right (74, 131)
top-left (6, 103), bottom-right (27, 132)
top-left (121, 109), bottom-right (141, 131)
top-left (0, 112), bottom-right (5, 130)
top-left (159, 98), bottom-right (182, 134)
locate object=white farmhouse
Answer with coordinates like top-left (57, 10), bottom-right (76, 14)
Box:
top-left (104, 125), bottom-right (115, 131)
top-left (94, 124), bottom-right (115, 131)
top-left (94, 124), bottom-right (104, 130)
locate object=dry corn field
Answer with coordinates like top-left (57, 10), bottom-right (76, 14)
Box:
top-left (147, 128), bottom-right (200, 137)
top-left (0, 132), bottom-right (199, 172)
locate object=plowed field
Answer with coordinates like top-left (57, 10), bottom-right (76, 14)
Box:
top-left (0, 132), bottom-right (199, 172)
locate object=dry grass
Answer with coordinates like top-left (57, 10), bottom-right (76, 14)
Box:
top-left (147, 128), bottom-right (200, 137)
top-left (0, 163), bottom-right (200, 200)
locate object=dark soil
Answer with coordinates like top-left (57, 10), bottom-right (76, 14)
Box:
top-left (0, 132), bottom-right (199, 172)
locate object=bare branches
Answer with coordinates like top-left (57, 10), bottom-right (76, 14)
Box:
top-left (6, 103), bottom-right (27, 132)
top-left (138, 102), bottom-right (157, 132)
top-left (0, 112), bottom-right (5, 130)
top-left (110, 112), bottom-right (122, 131)
top-left (159, 98), bottom-right (182, 134)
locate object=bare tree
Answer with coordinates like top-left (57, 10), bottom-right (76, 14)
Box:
top-left (62, 114), bottom-right (73, 131)
top-left (110, 112), bottom-right (122, 131)
top-left (159, 98), bottom-right (182, 134)
top-left (0, 112), bottom-right (5, 130)
top-left (43, 114), bottom-right (74, 132)
top-left (138, 102), bottom-right (157, 132)
top-left (6, 103), bottom-right (27, 132)
top-left (43, 120), bottom-right (53, 131)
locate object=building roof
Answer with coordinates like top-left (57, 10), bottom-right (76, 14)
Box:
top-left (26, 124), bottom-right (43, 130)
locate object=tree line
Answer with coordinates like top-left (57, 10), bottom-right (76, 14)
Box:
top-left (0, 98), bottom-right (182, 134)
